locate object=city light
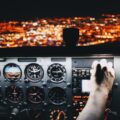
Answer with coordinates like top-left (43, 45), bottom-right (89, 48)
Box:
top-left (0, 14), bottom-right (120, 48)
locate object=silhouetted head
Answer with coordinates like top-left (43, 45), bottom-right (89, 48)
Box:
top-left (63, 28), bottom-right (79, 47)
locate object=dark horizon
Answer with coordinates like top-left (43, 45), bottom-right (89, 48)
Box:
top-left (0, 0), bottom-right (120, 21)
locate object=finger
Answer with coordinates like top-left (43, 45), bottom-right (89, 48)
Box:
top-left (106, 62), bottom-right (115, 78)
top-left (102, 66), bottom-right (107, 72)
top-left (104, 71), bottom-right (109, 79)
top-left (108, 68), bottom-right (115, 78)
top-left (102, 66), bottom-right (108, 75)
top-left (102, 66), bottom-right (108, 77)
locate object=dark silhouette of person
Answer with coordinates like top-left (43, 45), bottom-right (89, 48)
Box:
top-left (63, 28), bottom-right (79, 47)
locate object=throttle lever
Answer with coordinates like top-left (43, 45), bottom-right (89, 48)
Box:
top-left (95, 64), bottom-right (105, 85)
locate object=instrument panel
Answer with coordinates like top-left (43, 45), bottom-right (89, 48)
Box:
top-left (0, 56), bottom-right (119, 120)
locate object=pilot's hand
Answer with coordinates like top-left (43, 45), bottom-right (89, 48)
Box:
top-left (90, 59), bottom-right (115, 95)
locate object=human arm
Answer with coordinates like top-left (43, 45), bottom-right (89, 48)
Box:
top-left (77, 59), bottom-right (115, 120)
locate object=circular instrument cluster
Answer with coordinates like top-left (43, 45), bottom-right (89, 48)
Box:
top-left (47, 63), bottom-right (66, 83)
top-left (2, 62), bottom-right (68, 117)
top-left (3, 63), bottom-right (22, 82)
top-left (48, 87), bottom-right (66, 105)
top-left (6, 85), bottom-right (23, 103)
top-left (2, 63), bottom-right (67, 106)
top-left (3, 63), bottom-right (67, 83)
top-left (27, 86), bottom-right (45, 104)
top-left (25, 63), bottom-right (44, 82)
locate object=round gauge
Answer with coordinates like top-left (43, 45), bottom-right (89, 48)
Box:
top-left (3, 63), bottom-right (22, 82)
top-left (47, 63), bottom-right (66, 82)
top-left (50, 109), bottom-right (67, 120)
top-left (6, 85), bottom-right (23, 103)
top-left (29, 110), bottom-right (45, 120)
top-left (27, 86), bottom-right (45, 104)
top-left (48, 87), bottom-right (66, 105)
top-left (25, 63), bottom-right (44, 82)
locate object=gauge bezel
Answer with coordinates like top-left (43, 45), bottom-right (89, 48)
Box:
top-left (47, 63), bottom-right (66, 83)
top-left (27, 86), bottom-right (45, 104)
top-left (25, 63), bottom-right (44, 82)
top-left (3, 63), bottom-right (22, 82)
top-left (48, 87), bottom-right (66, 105)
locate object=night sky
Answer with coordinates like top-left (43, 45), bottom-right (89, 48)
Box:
top-left (0, 0), bottom-right (120, 20)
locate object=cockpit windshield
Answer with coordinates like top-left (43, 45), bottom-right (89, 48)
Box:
top-left (0, 14), bottom-right (120, 48)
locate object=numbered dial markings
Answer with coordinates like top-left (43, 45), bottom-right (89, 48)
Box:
top-left (25, 63), bottom-right (44, 82)
top-left (47, 63), bottom-right (66, 82)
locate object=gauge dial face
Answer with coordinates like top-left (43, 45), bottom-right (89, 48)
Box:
top-left (3, 63), bottom-right (22, 82)
top-left (25, 63), bottom-right (44, 82)
top-left (48, 87), bottom-right (66, 105)
top-left (47, 63), bottom-right (66, 82)
top-left (6, 85), bottom-right (23, 103)
top-left (27, 86), bottom-right (45, 104)
top-left (50, 109), bottom-right (67, 120)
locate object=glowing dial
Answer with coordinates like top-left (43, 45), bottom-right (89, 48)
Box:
top-left (50, 109), bottom-right (67, 120)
